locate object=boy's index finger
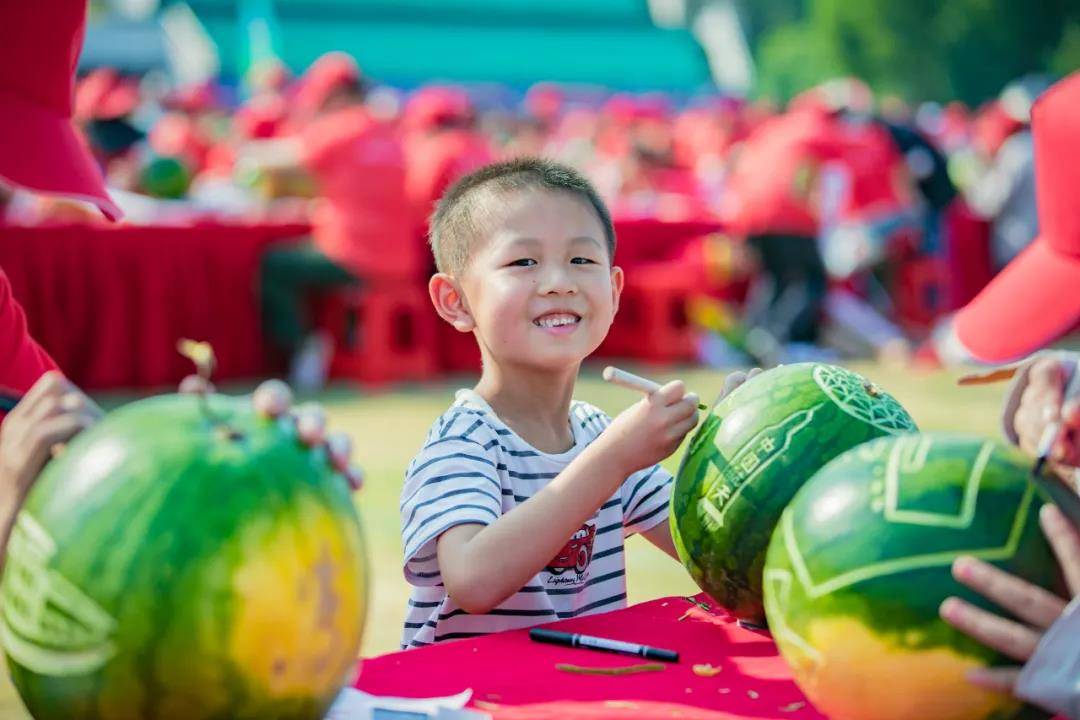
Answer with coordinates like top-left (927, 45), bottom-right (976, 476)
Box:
top-left (651, 380), bottom-right (686, 406)
top-left (602, 367), bottom-right (706, 410)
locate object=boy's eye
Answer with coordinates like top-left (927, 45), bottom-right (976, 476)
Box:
top-left (508, 258), bottom-right (537, 267)
top-left (570, 257), bottom-right (598, 265)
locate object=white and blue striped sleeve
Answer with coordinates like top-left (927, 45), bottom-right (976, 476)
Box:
top-left (400, 434), bottom-right (502, 586)
top-left (620, 463), bottom-right (674, 536)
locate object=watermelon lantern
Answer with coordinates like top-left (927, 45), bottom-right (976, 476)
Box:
top-left (0, 393), bottom-right (367, 720)
top-left (670, 363), bottom-right (915, 622)
top-left (763, 433), bottom-right (1056, 720)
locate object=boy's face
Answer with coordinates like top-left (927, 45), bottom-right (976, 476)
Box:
top-left (457, 189), bottom-right (622, 372)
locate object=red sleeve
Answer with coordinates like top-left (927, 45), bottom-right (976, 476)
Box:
top-left (0, 268), bottom-right (58, 400)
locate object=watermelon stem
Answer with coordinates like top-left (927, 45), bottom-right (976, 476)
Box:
top-left (177, 339), bottom-right (245, 441)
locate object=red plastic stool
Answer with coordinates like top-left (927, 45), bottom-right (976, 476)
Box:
top-left (437, 320), bottom-right (483, 374)
top-left (319, 284), bottom-right (439, 385)
top-left (597, 264), bottom-right (698, 364)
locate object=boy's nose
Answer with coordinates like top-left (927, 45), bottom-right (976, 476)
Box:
top-left (538, 266), bottom-right (578, 295)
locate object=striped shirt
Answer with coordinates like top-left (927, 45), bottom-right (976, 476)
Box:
top-left (399, 389), bottom-right (673, 649)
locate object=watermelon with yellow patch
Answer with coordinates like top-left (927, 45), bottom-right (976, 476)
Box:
top-left (0, 394), bottom-right (367, 720)
top-left (671, 363), bottom-right (916, 623)
top-left (763, 433), bottom-right (1056, 720)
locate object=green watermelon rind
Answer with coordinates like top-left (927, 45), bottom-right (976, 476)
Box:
top-left (763, 433), bottom-right (1057, 665)
top-left (0, 394), bottom-right (367, 720)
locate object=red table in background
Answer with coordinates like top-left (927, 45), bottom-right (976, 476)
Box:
top-left (611, 218), bottom-right (725, 267)
top-left (0, 222), bottom-right (308, 390)
top-left (0, 218), bottom-right (722, 390)
top-left (354, 593), bottom-right (823, 720)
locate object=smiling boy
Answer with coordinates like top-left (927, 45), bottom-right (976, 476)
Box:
top-left (399, 158), bottom-right (700, 648)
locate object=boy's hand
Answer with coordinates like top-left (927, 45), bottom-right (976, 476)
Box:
top-left (0, 372), bottom-right (102, 540)
top-left (1012, 355), bottom-right (1080, 471)
top-left (602, 380), bottom-right (700, 475)
top-left (939, 504), bottom-right (1080, 694)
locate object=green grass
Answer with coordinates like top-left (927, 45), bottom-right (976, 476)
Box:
top-left (0, 362), bottom-right (1004, 715)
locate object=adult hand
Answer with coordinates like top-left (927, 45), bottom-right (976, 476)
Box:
top-left (254, 379), bottom-right (364, 491)
top-left (0, 371), bottom-right (102, 551)
top-left (1013, 355), bottom-right (1080, 476)
top-left (181, 376), bottom-right (363, 491)
top-left (712, 367), bottom-right (763, 409)
top-left (939, 504), bottom-right (1080, 694)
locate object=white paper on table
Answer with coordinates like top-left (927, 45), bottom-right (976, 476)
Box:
top-left (324, 688), bottom-right (490, 720)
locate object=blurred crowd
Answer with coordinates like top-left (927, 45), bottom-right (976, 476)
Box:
top-left (0, 51), bottom-right (1054, 376)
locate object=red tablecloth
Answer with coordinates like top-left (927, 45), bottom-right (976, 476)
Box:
top-left (0, 219), bottom-right (720, 389)
top-left (0, 222), bottom-right (308, 390)
top-left (354, 594), bottom-right (823, 720)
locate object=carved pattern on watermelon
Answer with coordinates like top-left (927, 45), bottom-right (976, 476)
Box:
top-left (764, 568), bottom-right (823, 672)
top-left (763, 436), bottom-right (1039, 678)
top-left (772, 436), bottom-right (1038, 604)
top-left (698, 404), bottom-right (823, 529)
top-left (812, 365), bottom-right (916, 435)
top-left (0, 514), bottom-right (117, 676)
top-left (882, 436), bottom-right (992, 529)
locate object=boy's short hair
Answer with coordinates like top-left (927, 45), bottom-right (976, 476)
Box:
top-left (428, 157), bottom-right (616, 276)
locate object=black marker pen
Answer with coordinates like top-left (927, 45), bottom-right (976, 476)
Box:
top-left (529, 628), bottom-right (679, 662)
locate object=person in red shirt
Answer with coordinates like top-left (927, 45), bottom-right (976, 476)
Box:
top-left (0, 0), bottom-right (120, 555)
top-left (72, 67), bottom-right (144, 193)
top-left (717, 107), bottom-right (841, 357)
top-left (242, 52), bottom-right (416, 389)
top-left (0, 3), bottom-right (362, 559)
top-left (952, 72), bottom-right (1080, 365)
top-left (402, 86), bottom-right (495, 269)
top-left (0, 272), bottom-right (60, 398)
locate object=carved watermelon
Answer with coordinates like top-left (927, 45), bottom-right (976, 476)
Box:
top-left (763, 433), bottom-right (1056, 720)
top-left (0, 394), bottom-right (368, 720)
top-left (671, 363), bottom-right (916, 622)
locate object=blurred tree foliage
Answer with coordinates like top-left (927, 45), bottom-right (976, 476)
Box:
top-left (749, 0), bottom-right (1080, 104)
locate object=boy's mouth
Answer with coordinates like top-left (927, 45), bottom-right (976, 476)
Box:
top-left (533, 312), bottom-right (581, 330)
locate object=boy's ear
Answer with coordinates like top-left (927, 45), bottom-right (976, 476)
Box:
top-left (609, 265), bottom-right (625, 317)
top-left (429, 273), bottom-right (476, 333)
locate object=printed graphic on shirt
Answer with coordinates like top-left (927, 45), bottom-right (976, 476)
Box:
top-left (544, 522), bottom-right (595, 584)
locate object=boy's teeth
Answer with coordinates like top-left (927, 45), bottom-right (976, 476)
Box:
top-left (535, 314), bottom-right (578, 328)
